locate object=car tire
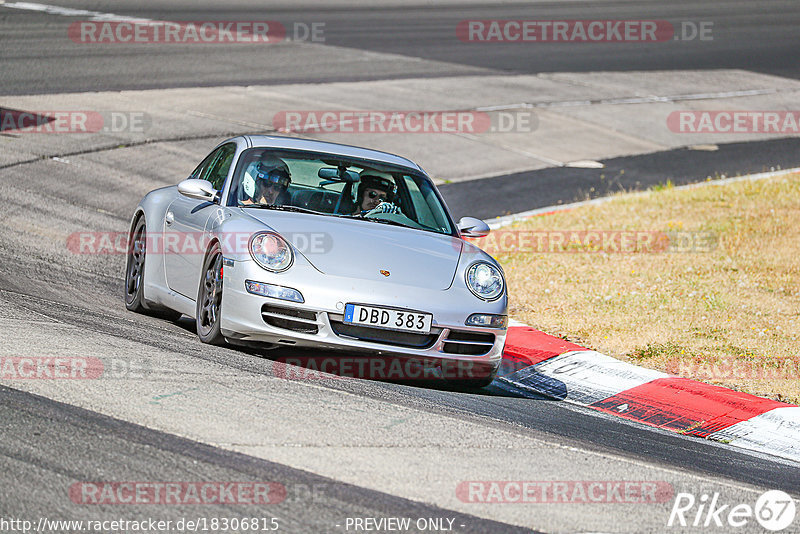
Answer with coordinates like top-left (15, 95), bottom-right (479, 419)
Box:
top-left (124, 218), bottom-right (150, 313)
top-left (196, 242), bottom-right (226, 345)
top-left (125, 217), bottom-right (182, 321)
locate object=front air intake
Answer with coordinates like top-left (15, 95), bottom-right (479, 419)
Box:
top-left (261, 304), bottom-right (319, 334)
top-left (442, 330), bottom-right (495, 355)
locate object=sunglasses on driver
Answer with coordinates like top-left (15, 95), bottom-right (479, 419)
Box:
top-left (255, 168), bottom-right (291, 190)
top-left (367, 190), bottom-right (388, 202)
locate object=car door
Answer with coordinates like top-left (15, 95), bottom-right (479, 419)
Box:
top-left (164, 143), bottom-right (236, 298)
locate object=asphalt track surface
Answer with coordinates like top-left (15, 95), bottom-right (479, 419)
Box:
top-left (0, 0), bottom-right (798, 95)
top-left (2, 1), bottom-right (800, 532)
top-left (0, 385), bottom-right (533, 533)
top-left (441, 137), bottom-right (800, 221)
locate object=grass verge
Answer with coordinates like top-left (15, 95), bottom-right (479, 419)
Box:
top-left (485, 172), bottom-right (800, 404)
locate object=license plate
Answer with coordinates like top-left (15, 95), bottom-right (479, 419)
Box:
top-left (344, 304), bottom-right (432, 334)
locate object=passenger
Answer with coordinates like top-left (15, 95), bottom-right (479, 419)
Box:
top-left (352, 171), bottom-right (400, 215)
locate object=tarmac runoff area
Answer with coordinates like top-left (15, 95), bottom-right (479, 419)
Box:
top-left (2, 68), bottom-right (799, 185)
top-left (1, 67), bottom-right (800, 532)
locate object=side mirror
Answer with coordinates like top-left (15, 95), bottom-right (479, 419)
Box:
top-left (457, 217), bottom-right (490, 238)
top-left (178, 179), bottom-right (218, 202)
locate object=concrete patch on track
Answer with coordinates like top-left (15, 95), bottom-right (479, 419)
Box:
top-left (3, 69), bottom-right (799, 184)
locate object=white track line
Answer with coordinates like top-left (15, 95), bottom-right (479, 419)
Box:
top-left (476, 88), bottom-right (783, 112)
top-left (1, 1), bottom-right (155, 22)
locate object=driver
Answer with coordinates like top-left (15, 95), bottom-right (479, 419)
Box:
top-left (241, 154), bottom-right (291, 206)
top-left (352, 170), bottom-right (400, 215)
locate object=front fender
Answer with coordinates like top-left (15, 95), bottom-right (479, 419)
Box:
top-left (133, 185), bottom-right (178, 309)
top-left (209, 208), bottom-right (318, 272)
top-left (451, 239), bottom-right (508, 311)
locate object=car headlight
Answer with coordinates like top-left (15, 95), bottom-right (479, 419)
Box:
top-left (249, 232), bottom-right (293, 272)
top-left (465, 262), bottom-right (504, 301)
top-left (465, 313), bottom-right (507, 328)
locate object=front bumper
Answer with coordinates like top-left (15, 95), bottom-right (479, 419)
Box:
top-left (219, 257), bottom-right (507, 367)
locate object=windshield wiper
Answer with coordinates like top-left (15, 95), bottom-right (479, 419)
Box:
top-left (344, 214), bottom-right (418, 230)
top-left (239, 204), bottom-right (319, 215)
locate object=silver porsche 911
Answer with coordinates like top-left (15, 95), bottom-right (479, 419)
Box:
top-left (125, 135), bottom-right (507, 386)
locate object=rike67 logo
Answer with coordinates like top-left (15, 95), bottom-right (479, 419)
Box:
top-left (668, 490), bottom-right (796, 531)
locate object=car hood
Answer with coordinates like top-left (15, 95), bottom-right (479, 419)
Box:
top-left (242, 210), bottom-right (463, 290)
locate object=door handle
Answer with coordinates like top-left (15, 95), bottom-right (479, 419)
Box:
top-left (165, 211), bottom-right (174, 225)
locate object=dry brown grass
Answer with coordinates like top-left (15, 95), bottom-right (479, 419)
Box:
top-left (489, 172), bottom-right (800, 403)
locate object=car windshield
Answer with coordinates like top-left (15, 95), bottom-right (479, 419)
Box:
top-left (228, 148), bottom-right (456, 236)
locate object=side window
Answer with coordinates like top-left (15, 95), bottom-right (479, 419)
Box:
top-left (402, 176), bottom-right (435, 226)
top-left (202, 143), bottom-right (237, 191)
top-left (402, 175), bottom-right (451, 233)
top-left (188, 151), bottom-right (217, 180)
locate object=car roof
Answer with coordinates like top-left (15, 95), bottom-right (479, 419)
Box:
top-left (244, 135), bottom-right (424, 173)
